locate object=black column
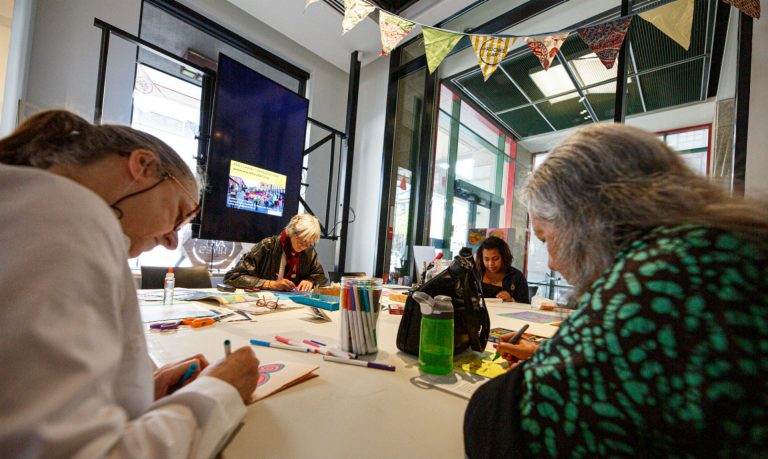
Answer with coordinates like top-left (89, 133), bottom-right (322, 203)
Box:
top-left (732, 12), bottom-right (752, 195)
top-left (613, 0), bottom-right (630, 123)
top-left (336, 51), bottom-right (361, 272)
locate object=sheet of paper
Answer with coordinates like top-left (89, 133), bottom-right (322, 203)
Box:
top-left (413, 373), bottom-right (490, 400)
top-left (251, 361), bottom-right (319, 402)
top-left (140, 303), bottom-right (214, 323)
top-left (453, 351), bottom-right (508, 378)
top-left (412, 245), bottom-right (436, 274)
top-left (497, 311), bottom-right (562, 323)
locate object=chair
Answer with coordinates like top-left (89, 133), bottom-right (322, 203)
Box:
top-left (528, 285), bottom-right (539, 298)
top-left (327, 272), bottom-right (366, 283)
top-left (140, 266), bottom-right (212, 289)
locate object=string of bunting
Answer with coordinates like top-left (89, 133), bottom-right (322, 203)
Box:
top-left (305, 0), bottom-right (760, 81)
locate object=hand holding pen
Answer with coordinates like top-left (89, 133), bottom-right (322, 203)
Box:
top-left (494, 325), bottom-right (538, 367)
top-left (153, 353), bottom-right (209, 400)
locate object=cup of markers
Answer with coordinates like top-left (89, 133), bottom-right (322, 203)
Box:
top-left (339, 277), bottom-right (382, 355)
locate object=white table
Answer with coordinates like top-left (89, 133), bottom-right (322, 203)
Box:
top-left (143, 295), bottom-right (562, 459)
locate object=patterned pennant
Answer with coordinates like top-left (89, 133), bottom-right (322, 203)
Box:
top-left (423, 26), bottom-right (464, 74)
top-left (723, 0), bottom-right (760, 19)
top-left (304, 0), bottom-right (321, 10)
top-left (470, 35), bottom-right (516, 80)
top-left (379, 11), bottom-right (416, 55)
top-left (639, 0), bottom-right (694, 50)
top-left (524, 33), bottom-right (569, 71)
top-left (577, 18), bottom-right (633, 70)
top-left (342, 0), bottom-right (376, 34)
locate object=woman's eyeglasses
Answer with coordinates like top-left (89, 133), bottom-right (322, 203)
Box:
top-left (167, 174), bottom-right (201, 231)
top-left (254, 298), bottom-right (280, 310)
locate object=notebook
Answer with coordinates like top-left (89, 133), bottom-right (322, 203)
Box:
top-left (250, 361), bottom-right (319, 402)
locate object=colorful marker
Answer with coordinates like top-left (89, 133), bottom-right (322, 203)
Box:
top-left (323, 355), bottom-right (395, 372)
top-left (224, 339), bottom-right (231, 357)
top-left (250, 339), bottom-right (313, 354)
top-left (172, 363), bottom-right (198, 392)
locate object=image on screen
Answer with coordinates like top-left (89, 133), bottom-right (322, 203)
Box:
top-left (226, 160), bottom-right (286, 217)
top-left (199, 53), bottom-right (309, 243)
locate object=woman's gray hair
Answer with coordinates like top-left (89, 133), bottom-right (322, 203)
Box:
top-left (524, 123), bottom-right (768, 294)
top-left (285, 214), bottom-right (322, 243)
top-left (0, 110), bottom-right (200, 188)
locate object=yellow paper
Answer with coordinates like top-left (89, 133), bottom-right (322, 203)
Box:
top-left (639, 0), bottom-right (694, 50)
top-left (453, 351), bottom-right (508, 379)
top-left (470, 35), bottom-right (515, 81)
top-left (342, 0), bottom-right (376, 34)
top-left (423, 26), bottom-right (464, 74)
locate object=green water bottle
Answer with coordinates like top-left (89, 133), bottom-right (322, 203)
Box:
top-left (413, 292), bottom-right (454, 375)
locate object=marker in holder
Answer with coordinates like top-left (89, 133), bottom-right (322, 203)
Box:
top-left (339, 277), bottom-right (382, 356)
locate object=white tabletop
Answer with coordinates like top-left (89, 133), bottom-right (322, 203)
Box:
top-left (143, 294), bottom-right (563, 459)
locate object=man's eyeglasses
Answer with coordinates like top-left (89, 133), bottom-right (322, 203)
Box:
top-left (167, 174), bottom-right (200, 231)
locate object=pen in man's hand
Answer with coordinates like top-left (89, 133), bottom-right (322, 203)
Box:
top-left (224, 339), bottom-right (231, 357)
top-left (171, 363), bottom-right (198, 392)
top-left (492, 324), bottom-right (530, 361)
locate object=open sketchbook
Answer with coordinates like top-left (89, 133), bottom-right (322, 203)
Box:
top-left (251, 361), bottom-right (319, 402)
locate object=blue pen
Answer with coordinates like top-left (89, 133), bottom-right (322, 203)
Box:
top-left (171, 363), bottom-right (198, 392)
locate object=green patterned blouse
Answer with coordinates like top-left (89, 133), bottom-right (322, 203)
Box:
top-left (465, 225), bottom-right (768, 458)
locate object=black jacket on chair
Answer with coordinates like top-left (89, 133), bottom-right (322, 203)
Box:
top-left (223, 235), bottom-right (327, 288)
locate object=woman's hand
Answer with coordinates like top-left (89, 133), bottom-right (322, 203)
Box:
top-left (266, 279), bottom-right (296, 291)
top-left (153, 353), bottom-right (210, 400)
top-left (296, 280), bottom-right (313, 292)
top-left (497, 334), bottom-right (538, 368)
top-left (496, 290), bottom-right (513, 302)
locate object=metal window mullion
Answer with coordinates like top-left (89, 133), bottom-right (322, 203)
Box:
top-left (498, 66), bottom-right (556, 132)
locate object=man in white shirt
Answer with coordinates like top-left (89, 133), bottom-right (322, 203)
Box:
top-left (0, 110), bottom-right (261, 458)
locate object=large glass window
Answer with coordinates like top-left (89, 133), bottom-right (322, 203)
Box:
top-left (428, 84), bottom-right (526, 267)
top-left (382, 68), bottom-right (427, 282)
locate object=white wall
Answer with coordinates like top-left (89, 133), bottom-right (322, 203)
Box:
top-left (23, 0), bottom-right (139, 124)
top-left (745, 2), bottom-right (768, 198)
top-left (344, 55), bottom-right (389, 275)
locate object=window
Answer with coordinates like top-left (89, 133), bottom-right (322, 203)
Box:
top-left (428, 84), bottom-right (527, 268)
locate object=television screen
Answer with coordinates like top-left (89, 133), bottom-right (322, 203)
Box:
top-left (199, 54), bottom-right (309, 243)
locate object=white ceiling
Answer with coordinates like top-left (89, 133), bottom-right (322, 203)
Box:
top-left (225, 0), bottom-right (480, 71)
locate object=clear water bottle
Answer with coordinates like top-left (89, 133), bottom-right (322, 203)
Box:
top-left (163, 268), bottom-right (175, 305)
top-left (413, 292), bottom-right (454, 375)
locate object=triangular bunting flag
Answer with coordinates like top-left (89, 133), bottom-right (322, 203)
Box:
top-left (639, 0), bottom-right (694, 50)
top-left (470, 35), bottom-right (516, 80)
top-left (342, 0), bottom-right (376, 34)
top-left (577, 17), bottom-right (632, 70)
top-left (379, 11), bottom-right (416, 55)
top-left (423, 27), bottom-right (464, 74)
top-left (304, 0), bottom-right (321, 10)
top-left (722, 0), bottom-right (760, 19)
top-left (524, 33), bottom-right (569, 71)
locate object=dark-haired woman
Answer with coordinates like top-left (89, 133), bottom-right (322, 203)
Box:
top-left (476, 236), bottom-right (530, 304)
top-left (0, 110), bottom-right (261, 458)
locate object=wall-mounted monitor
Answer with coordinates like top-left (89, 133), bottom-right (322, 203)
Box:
top-left (199, 53), bottom-right (309, 243)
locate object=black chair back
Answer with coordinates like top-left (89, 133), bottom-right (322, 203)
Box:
top-left (327, 272), bottom-right (366, 283)
top-left (528, 285), bottom-right (539, 298)
top-left (140, 266), bottom-right (212, 289)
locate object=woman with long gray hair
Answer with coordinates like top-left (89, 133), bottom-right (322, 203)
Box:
top-left (464, 124), bottom-right (768, 457)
